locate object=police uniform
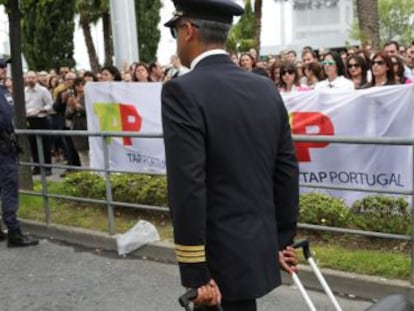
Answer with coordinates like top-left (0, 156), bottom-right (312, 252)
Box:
top-left (162, 1), bottom-right (299, 309)
top-left (0, 57), bottom-right (38, 247)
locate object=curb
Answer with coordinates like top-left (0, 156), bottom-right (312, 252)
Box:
top-left (20, 219), bottom-right (414, 301)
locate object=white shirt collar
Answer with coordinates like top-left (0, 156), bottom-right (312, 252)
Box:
top-left (190, 49), bottom-right (228, 70)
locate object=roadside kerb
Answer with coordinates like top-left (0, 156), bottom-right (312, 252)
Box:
top-left (20, 219), bottom-right (414, 302)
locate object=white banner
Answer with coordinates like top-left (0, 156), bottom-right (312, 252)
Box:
top-left (85, 83), bottom-right (414, 203)
top-left (283, 85), bottom-right (414, 203)
top-left (85, 82), bottom-right (166, 173)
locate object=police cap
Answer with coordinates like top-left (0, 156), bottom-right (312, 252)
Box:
top-left (164, 0), bottom-right (244, 28)
top-left (0, 57), bottom-right (11, 67)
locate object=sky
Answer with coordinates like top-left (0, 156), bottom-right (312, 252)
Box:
top-left (0, 1), bottom-right (292, 70)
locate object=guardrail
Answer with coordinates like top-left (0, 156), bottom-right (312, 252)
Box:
top-left (14, 129), bottom-right (414, 284)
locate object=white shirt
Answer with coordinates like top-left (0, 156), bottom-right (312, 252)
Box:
top-left (25, 83), bottom-right (53, 117)
top-left (315, 76), bottom-right (354, 90)
top-left (190, 49), bottom-right (228, 70)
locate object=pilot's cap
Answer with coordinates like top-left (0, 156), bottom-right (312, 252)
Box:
top-left (164, 0), bottom-right (244, 28)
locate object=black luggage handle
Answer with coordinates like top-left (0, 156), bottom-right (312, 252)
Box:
top-left (179, 289), bottom-right (198, 311)
top-left (292, 239), bottom-right (312, 260)
top-left (179, 288), bottom-right (224, 311)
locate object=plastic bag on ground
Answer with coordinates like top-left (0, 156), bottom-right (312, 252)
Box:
top-left (116, 220), bottom-right (160, 256)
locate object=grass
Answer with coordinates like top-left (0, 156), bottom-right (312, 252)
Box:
top-left (17, 181), bottom-right (411, 281)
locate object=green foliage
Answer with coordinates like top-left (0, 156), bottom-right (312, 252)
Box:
top-left (226, 0), bottom-right (256, 54)
top-left (135, 0), bottom-right (162, 63)
top-left (350, 0), bottom-right (414, 46)
top-left (351, 195), bottom-right (411, 234)
top-left (63, 172), bottom-right (168, 207)
top-left (378, 0), bottom-right (414, 46)
top-left (299, 193), bottom-right (351, 227)
top-left (20, 0), bottom-right (76, 70)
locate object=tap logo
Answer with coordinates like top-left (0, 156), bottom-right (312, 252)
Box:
top-left (93, 103), bottom-right (142, 146)
top-left (289, 112), bottom-right (334, 162)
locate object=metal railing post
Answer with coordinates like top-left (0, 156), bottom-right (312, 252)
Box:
top-left (35, 134), bottom-right (50, 224)
top-left (102, 135), bottom-right (115, 235)
top-left (411, 143), bottom-right (414, 285)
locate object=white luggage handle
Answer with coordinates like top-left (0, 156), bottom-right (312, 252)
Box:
top-left (292, 240), bottom-right (343, 311)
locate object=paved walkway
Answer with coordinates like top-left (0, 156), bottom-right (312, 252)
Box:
top-left (0, 238), bottom-right (372, 311)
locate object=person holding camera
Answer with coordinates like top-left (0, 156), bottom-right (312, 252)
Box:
top-left (53, 72), bottom-right (81, 177)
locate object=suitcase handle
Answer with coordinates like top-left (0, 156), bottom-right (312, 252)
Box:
top-left (178, 288), bottom-right (224, 311)
top-left (292, 239), bottom-right (312, 260)
top-left (179, 289), bottom-right (198, 311)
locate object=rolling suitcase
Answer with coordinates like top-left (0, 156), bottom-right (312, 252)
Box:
top-left (292, 239), bottom-right (414, 311)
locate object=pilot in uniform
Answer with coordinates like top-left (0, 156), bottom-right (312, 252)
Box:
top-left (161, 1), bottom-right (299, 310)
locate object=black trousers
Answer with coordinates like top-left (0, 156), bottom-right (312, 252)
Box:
top-left (27, 117), bottom-right (51, 171)
top-left (194, 299), bottom-right (257, 311)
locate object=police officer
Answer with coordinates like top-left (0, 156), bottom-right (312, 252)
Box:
top-left (162, 1), bottom-right (299, 310)
top-left (0, 57), bottom-right (38, 247)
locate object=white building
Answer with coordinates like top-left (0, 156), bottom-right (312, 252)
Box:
top-left (262, 0), bottom-right (358, 56)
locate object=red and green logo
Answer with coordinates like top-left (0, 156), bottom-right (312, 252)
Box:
top-left (93, 103), bottom-right (142, 146)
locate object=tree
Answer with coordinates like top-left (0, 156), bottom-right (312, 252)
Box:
top-left (226, 0), bottom-right (256, 54)
top-left (378, 0), bottom-right (414, 46)
top-left (254, 0), bottom-right (262, 55)
top-left (0, 0), bottom-right (33, 189)
top-left (20, 0), bottom-right (76, 71)
top-left (356, 0), bottom-right (380, 49)
top-left (135, 0), bottom-right (161, 63)
top-left (75, 0), bottom-right (102, 72)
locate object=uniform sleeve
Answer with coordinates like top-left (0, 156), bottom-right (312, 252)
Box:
top-left (161, 80), bottom-right (211, 289)
top-left (273, 93), bottom-right (299, 249)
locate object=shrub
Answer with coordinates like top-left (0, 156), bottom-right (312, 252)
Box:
top-left (299, 192), bottom-right (351, 227)
top-left (350, 196), bottom-right (411, 235)
top-left (63, 172), bottom-right (168, 207)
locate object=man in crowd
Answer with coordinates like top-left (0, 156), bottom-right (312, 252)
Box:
top-left (149, 62), bottom-right (164, 82)
top-left (25, 71), bottom-right (53, 176)
top-left (0, 57), bottom-right (39, 247)
top-left (384, 41), bottom-right (413, 80)
top-left (162, 0), bottom-right (299, 310)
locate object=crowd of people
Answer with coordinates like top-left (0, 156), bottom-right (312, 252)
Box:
top-left (6, 39), bottom-right (414, 177)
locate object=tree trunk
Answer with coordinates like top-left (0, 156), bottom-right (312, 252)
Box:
top-left (7, 0), bottom-right (33, 190)
top-left (357, 0), bottom-right (380, 49)
top-left (102, 12), bottom-right (113, 66)
top-left (254, 0), bottom-right (262, 55)
top-left (80, 18), bottom-right (100, 72)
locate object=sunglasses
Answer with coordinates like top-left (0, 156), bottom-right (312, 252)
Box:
top-left (372, 60), bottom-right (385, 66)
top-left (347, 63), bottom-right (361, 69)
top-left (0, 64), bottom-right (7, 69)
top-left (322, 60), bottom-right (335, 66)
top-left (281, 69), bottom-right (295, 75)
top-left (170, 22), bottom-right (200, 39)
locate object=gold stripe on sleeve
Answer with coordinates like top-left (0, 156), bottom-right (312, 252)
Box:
top-left (176, 255), bottom-right (206, 263)
top-left (175, 250), bottom-right (205, 257)
top-left (175, 244), bottom-right (205, 252)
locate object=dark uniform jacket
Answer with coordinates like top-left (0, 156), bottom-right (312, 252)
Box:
top-left (162, 54), bottom-right (299, 301)
top-left (0, 84), bottom-right (14, 132)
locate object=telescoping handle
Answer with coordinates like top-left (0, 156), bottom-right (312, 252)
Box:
top-left (178, 288), bottom-right (224, 311)
top-left (292, 239), bottom-right (343, 311)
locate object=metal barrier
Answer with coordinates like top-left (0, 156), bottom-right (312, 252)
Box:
top-left (14, 129), bottom-right (414, 283)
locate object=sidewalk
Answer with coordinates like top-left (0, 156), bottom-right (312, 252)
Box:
top-left (20, 219), bottom-right (414, 302)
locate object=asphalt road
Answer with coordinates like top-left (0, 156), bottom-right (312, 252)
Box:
top-left (0, 238), bottom-right (372, 311)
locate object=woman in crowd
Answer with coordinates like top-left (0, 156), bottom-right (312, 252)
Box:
top-left (303, 62), bottom-right (325, 89)
top-left (346, 55), bottom-right (368, 89)
top-left (100, 65), bottom-right (122, 81)
top-left (132, 62), bottom-right (152, 82)
top-left (391, 55), bottom-right (412, 84)
top-left (83, 71), bottom-right (98, 83)
top-left (269, 60), bottom-right (281, 88)
top-left (66, 77), bottom-right (88, 167)
top-left (315, 51), bottom-right (354, 90)
top-left (239, 53), bottom-right (255, 72)
top-left (363, 52), bottom-right (396, 87)
top-left (278, 62), bottom-right (311, 94)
